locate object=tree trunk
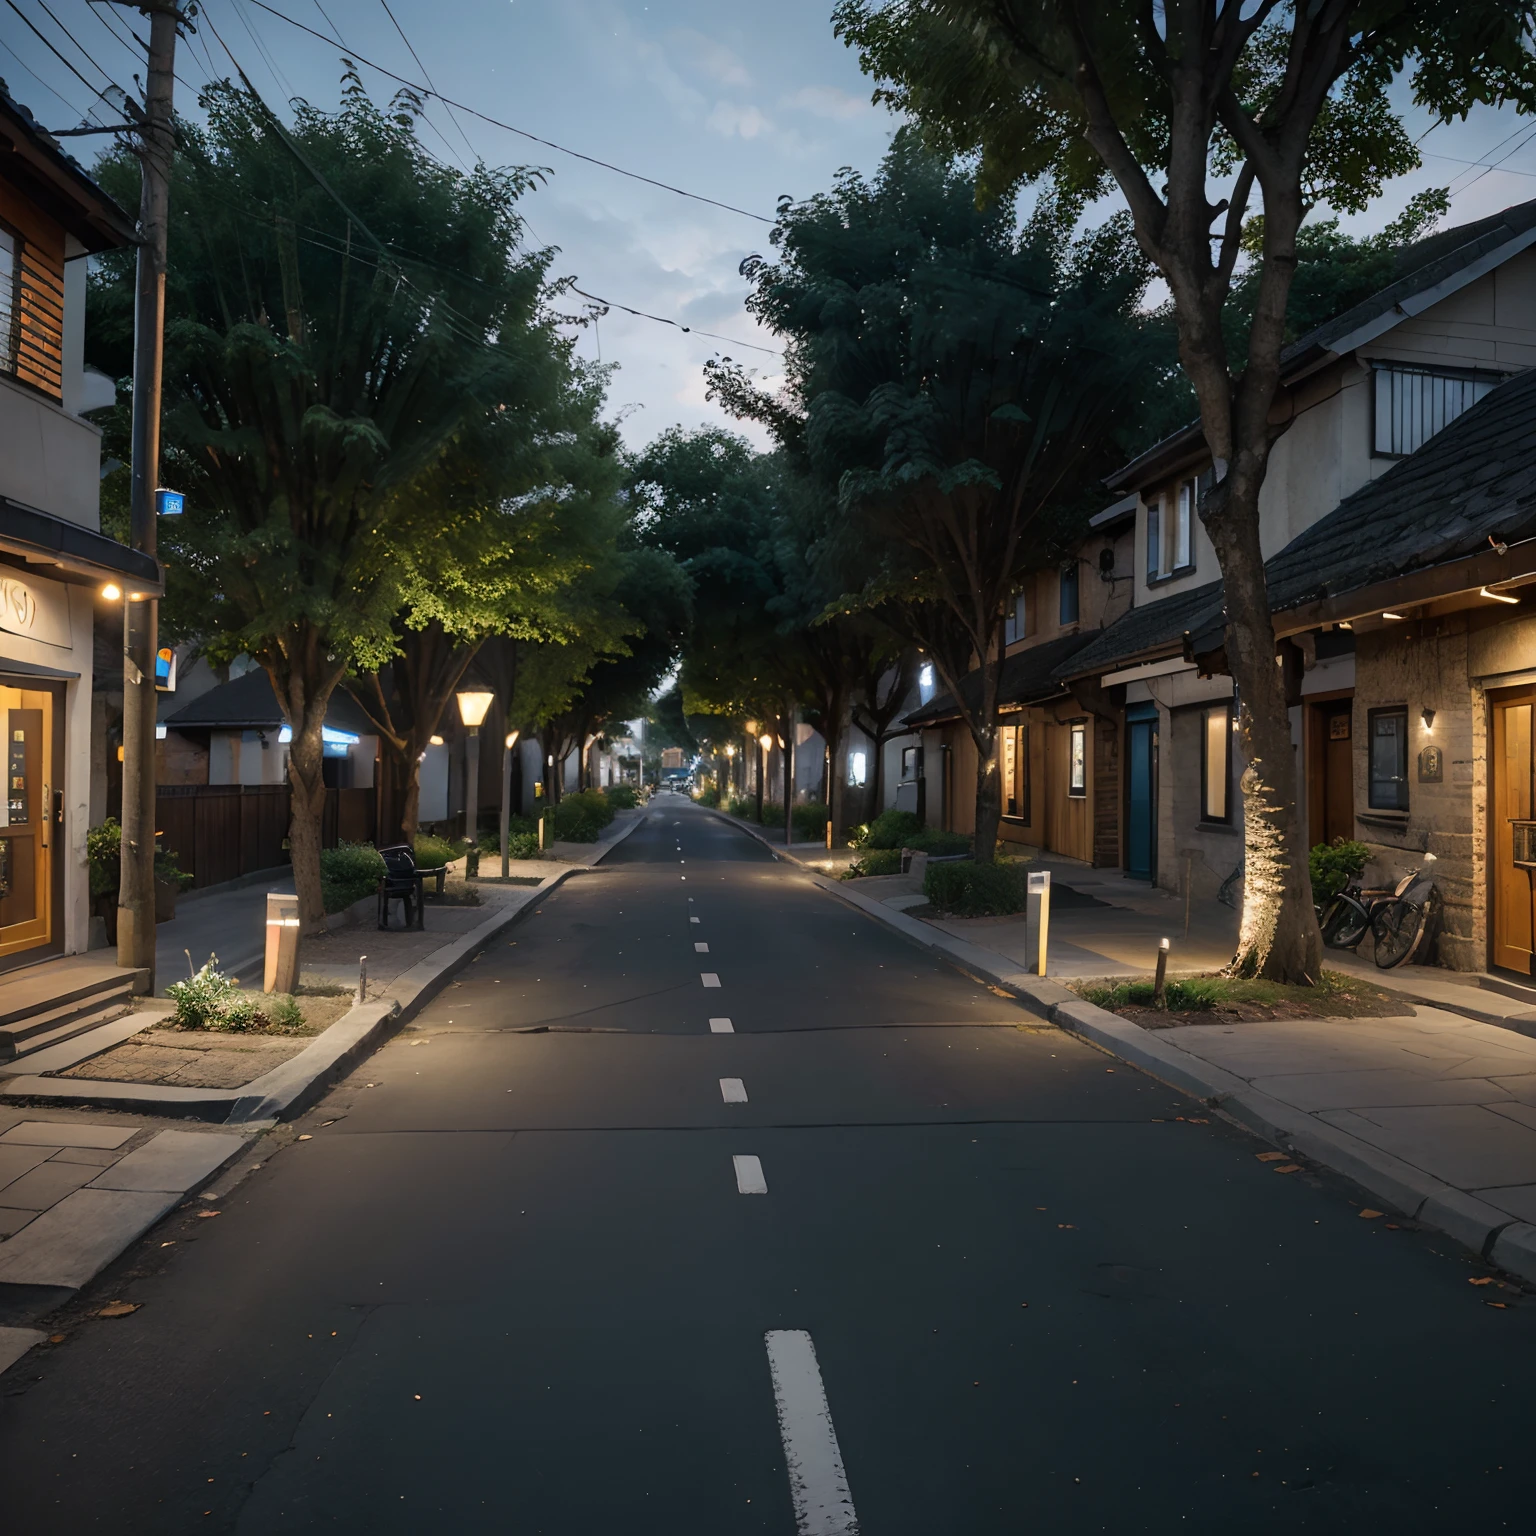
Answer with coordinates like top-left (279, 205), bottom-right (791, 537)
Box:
top-left (971, 726), bottom-right (1001, 866)
top-left (284, 710), bottom-right (330, 937)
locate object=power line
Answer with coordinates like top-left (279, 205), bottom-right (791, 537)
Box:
top-left (569, 285), bottom-right (779, 356)
top-left (0, 33), bottom-right (92, 120)
top-left (373, 0), bottom-right (477, 168)
top-left (30, 0), bottom-right (125, 92)
top-left (243, 0), bottom-right (774, 223)
top-left (2, 0), bottom-right (119, 106)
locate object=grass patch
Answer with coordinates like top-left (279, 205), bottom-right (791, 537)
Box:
top-left (1072, 969), bottom-right (1398, 1018)
top-left (841, 847), bottom-right (903, 879)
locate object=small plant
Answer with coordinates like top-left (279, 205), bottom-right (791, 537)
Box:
top-left (1310, 837), bottom-right (1371, 906)
top-left (760, 800), bottom-right (785, 828)
top-left (552, 789), bottom-right (616, 842)
top-left (413, 834), bottom-right (463, 870)
top-left (166, 958), bottom-right (243, 1029)
top-left (266, 994), bottom-right (306, 1032)
top-left (320, 841), bottom-right (386, 913)
top-left (726, 795), bottom-right (757, 821)
top-left (842, 847), bottom-right (903, 879)
top-left (87, 817), bottom-right (192, 897)
top-left (694, 784), bottom-right (721, 807)
top-left (853, 809), bottom-right (924, 850)
top-left (792, 800), bottom-right (830, 841)
top-left (924, 859), bottom-right (1029, 916)
top-left (604, 783), bottom-right (641, 809)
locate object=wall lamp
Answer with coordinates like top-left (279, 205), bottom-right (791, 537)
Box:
top-left (1421, 707), bottom-right (1436, 731)
top-left (100, 582), bottom-right (122, 601)
top-left (1480, 586), bottom-right (1520, 605)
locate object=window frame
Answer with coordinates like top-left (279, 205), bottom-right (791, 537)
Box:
top-left (1368, 706), bottom-right (1410, 811)
top-left (1145, 497), bottom-right (1161, 580)
top-left (1200, 704), bottom-right (1232, 824)
top-left (900, 745), bottom-right (921, 782)
top-left (1371, 362), bottom-right (1501, 459)
top-left (1059, 561), bottom-right (1079, 625)
top-left (1003, 589), bottom-right (1028, 646)
top-left (1001, 719), bottom-right (1030, 821)
top-left (847, 749), bottom-right (867, 788)
top-left (1067, 720), bottom-right (1087, 799)
top-left (0, 218), bottom-right (21, 376)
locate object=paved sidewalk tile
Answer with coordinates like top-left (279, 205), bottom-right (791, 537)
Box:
top-left (1248, 1068), bottom-right (1509, 1111)
top-left (0, 1145), bottom-right (51, 1184)
top-left (0, 1121), bottom-right (138, 1150)
top-left (1474, 1183), bottom-right (1536, 1222)
top-left (88, 1130), bottom-right (243, 1194)
top-left (1316, 1104), bottom-right (1536, 1190)
top-left (0, 1326), bottom-right (45, 1376)
top-left (0, 1188), bottom-right (179, 1287)
top-left (0, 1160), bottom-right (98, 1210)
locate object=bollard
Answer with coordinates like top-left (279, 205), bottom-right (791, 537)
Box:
top-left (356, 955), bottom-right (367, 1006)
top-left (263, 892), bottom-right (300, 996)
top-left (1025, 869), bottom-right (1051, 975)
top-left (825, 819), bottom-right (832, 850)
top-left (538, 814), bottom-right (546, 852)
top-left (1154, 937), bottom-right (1170, 1008)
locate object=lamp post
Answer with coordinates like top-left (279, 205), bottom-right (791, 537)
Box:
top-left (500, 729), bottom-right (520, 878)
top-left (758, 731), bottom-right (772, 824)
top-left (456, 688), bottom-right (495, 877)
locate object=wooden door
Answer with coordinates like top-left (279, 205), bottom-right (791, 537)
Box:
top-left (0, 686), bottom-right (54, 962)
top-left (1308, 701), bottom-right (1355, 846)
top-left (1492, 689), bottom-right (1536, 974)
top-left (1126, 715), bottom-right (1158, 880)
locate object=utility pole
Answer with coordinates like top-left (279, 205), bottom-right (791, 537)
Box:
top-left (117, 0), bottom-right (182, 987)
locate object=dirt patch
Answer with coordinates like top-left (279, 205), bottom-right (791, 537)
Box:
top-left (1070, 969), bottom-right (1405, 1025)
top-left (56, 1029), bottom-right (312, 1088)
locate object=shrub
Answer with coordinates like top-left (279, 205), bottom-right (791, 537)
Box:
top-left (604, 784), bottom-right (640, 809)
top-left (792, 800), bottom-right (830, 841)
top-left (552, 789), bottom-right (615, 842)
top-left (842, 847), bottom-right (902, 879)
top-left (854, 809), bottom-right (924, 850)
top-left (266, 994), bottom-right (306, 1032)
top-left (87, 817), bottom-right (193, 897)
top-left (166, 960), bottom-right (313, 1032)
top-left (924, 858), bottom-right (1030, 916)
top-left (911, 828), bottom-right (971, 856)
top-left (694, 785), bottom-right (721, 807)
top-left (508, 831), bottom-right (542, 859)
top-left (1310, 837), bottom-right (1370, 906)
top-left (320, 841), bottom-right (386, 913)
top-left (726, 796), bottom-right (757, 821)
top-left (413, 834), bottom-right (462, 870)
top-left (759, 801), bottom-right (785, 829)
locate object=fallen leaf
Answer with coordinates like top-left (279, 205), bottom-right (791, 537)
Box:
top-left (1385, 1223), bottom-right (1400, 1230)
top-left (96, 1301), bottom-right (140, 1319)
top-left (198, 1210), bottom-right (221, 1219)
top-left (1020, 1302), bottom-right (1029, 1308)
top-left (297, 1135), bottom-right (312, 1142)
top-left (1256, 1152), bottom-right (1288, 1162)
top-left (48, 1333), bottom-right (65, 1344)
top-left (1187, 1117), bottom-right (1209, 1124)
top-left (1057, 1223), bottom-right (1076, 1230)
top-left (1469, 1276), bottom-right (1495, 1286)
top-left (1486, 1301), bottom-right (1509, 1309)
top-left (1359, 1209), bottom-right (1384, 1220)
top-left (1273, 1165), bottom-right (1301, 1175)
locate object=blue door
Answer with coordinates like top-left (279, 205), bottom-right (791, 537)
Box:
top-left (1126, 705), bottom-right (1158, 881)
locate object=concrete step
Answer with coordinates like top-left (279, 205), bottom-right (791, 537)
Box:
top-left (6, 1009), bottom-right (159, 1074)
top-left (2, 1000), bottom-right (139, 1066)
top-left (0, 957), bottom-right (149, 1030)
top-left (0, 981), bottom-right (141, 1061)
top-left (1477, 972), bottom-right (1536, 1007)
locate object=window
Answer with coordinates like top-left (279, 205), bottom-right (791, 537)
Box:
top-left (1059, 562), bottom-right (1079, 625)
top-left (1374, 365), bottom-right (1498, 457)
top-left (917, 664), bottom-right (935, 702)
top-left (1369, 707), bottom-right (1409, 810)
top-left (1174, 479), bottom-right (1196, 571)
top-left (1001, 721), bottom-right (1029, 820)
top-left (1201, 705), bottom-right (1231, 823)
top-left (1145, 497), bottom-right (1160, 579)
top-left (0, 224), bottom-right (18, 374)
top-left (847, 750), bottom-right (867, 787)
top-left (901, 745), bottom-right (922, 781)
top-left (1146, 473), bottom-right (1205, 580)
top-left (1003, 590), bottom-right (1028, 645)
top-left (1068, 722), bottom-right (1087, 797)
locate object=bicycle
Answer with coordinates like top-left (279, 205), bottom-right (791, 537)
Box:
top-left (1316, 854), bottom-right (1440, 969)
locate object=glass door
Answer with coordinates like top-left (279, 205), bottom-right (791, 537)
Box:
top-left (0, 685), bottom-right (55, 962)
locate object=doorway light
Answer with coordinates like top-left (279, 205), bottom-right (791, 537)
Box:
top-left (1480, 586), bottom-right (1520, 605)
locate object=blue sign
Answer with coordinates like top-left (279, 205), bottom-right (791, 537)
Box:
top-left (155, 488), bottom-right (185, 517)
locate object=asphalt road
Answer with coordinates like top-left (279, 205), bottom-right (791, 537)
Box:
top-left (2, 793), bottom-right (1533, 1532)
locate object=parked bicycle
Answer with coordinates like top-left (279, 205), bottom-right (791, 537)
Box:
top-left (1316, 854), bottom-right (1440, 969)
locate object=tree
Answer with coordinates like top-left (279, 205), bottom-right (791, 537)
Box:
top-left (836, 1), bottom-right (1536, 970)
top-left (709, 133), bottom-right (1156, 859)
top-left (89, 75), bottom-right (576, 931)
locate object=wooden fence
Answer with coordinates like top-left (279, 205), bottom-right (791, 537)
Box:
top-left (156, 785), bottom-right (377, 889)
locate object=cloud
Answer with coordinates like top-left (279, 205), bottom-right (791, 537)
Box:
top-left (672, 29), bottom-right (751, 88)
top-left (781, 84), bottom-right (869, 121)
top-left (706, 100), bottom-right (773, 140)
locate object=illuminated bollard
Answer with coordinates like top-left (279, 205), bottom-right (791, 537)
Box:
top-left (264, 892), bottom-right (300, 995)
top-left (1025, 870), bottom-right (1051, 976)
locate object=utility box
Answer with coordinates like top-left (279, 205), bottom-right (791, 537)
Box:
top-left (1025, 870), bottom-right (1051, 976)
top-left (263, 892), bottom-right (300, 995)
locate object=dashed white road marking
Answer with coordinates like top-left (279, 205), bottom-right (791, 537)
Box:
top-left (720, 1077), bottom-right (747, 1103)
top-left (733, 1154), bottom-right (767, 1194)
top-left (701, 972), bottom-right (721, 987)
top-left (709, 1017), bottom-right (734, 1033)
top-left (695, 942), bottom-right (709, 953)
top-left (765, 1330), bottom-right (859, 1534)
top-left (690, 916), bottom-right (700, 924)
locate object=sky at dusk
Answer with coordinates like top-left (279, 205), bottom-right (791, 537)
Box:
top-left (7, 1), bottom-right (1536, 453)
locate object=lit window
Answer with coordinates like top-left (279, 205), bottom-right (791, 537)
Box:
top-left (1174, 479), bottom-right (1195, 571)
top-left (1059, 562), bottom-right (1079, 625)
top-left (1068, 722), bottom-right (1087, 797)
top-left (847, 750), bottom-right (867, 787)
top-left (1003, 591), bottom-right (1028, 645)
top-left (918, 664), bottom-right (935, 701)
top-left (1374, 365), bottom-right (1498, 456)
top-left (1201, 705), bottom-right (1230, 823)
top-left (1148, 476), bottom-right (1205, 580)
top-left (1369, 707), bottom-right (1409, 810)
top-left (1002, 721), bottom-right (1029, 819)
top-left (901, 745), bottom-right (921, 781)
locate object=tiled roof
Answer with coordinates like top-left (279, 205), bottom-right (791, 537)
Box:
top-left (162, 669), bottom-right (376, 735)
top-left (1051, 581), bottom-right (1223, 682)
top-left (903, 630), bottom-right (1099, 727)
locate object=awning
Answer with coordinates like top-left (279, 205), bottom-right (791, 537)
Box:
top-left (0, 497), bottom-right (162, 593)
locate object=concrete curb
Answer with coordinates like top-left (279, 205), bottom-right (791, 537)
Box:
top-left (787, 855), bottom-right (1536, 1287)
top-left (1, 852), bottom-right (616, 1126)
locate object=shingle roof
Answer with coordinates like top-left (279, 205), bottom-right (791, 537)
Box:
top-left (1061, 366), bottom-right (1536, 681)
top-left (163, 669), bottom-right (376, 735)
top-left (1107, 196), bottom-right (1536, 492)
top-left (1052, 580), bottom-right (1223, 682)
top-left (904, 630), bottom-right (1099, 727)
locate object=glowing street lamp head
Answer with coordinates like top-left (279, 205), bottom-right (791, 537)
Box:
top-left (101, 583), bottom-right (122, 601)
top-left (455, 690), bottom-right (495, 729)
top-left (505, 729), bottom-right (520, 750)
top-left (759, 732), bottom-right (773, 749)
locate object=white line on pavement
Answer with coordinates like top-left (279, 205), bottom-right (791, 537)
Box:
top-left (695, 942), bottom-right (709, 953)
top-left (733, 1154), bottom-right (767, 1194)
top-left (765, 1330), bottom-right (860, 1535)
top-left (709, 1018), bottom-right (734, 1033)
top-left (720, 1077), bottom-right (747, 1103)
top-left (701, 972), bottom-right (721, 987)
top-left (690, 916), bottom-right (700, 924)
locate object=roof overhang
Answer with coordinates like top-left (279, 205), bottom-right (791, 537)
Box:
top-left (0, 97), bottom-right (136, 253)
top-left (0, 496), bottom-right (162, 593)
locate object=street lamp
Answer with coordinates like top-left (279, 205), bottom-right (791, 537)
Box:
top-left (456, 688), bottom-right (495, 877)
top-left (500, 729), bottom-right (520, 878)
top-left (757, 730), bottom-right (772, 823)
